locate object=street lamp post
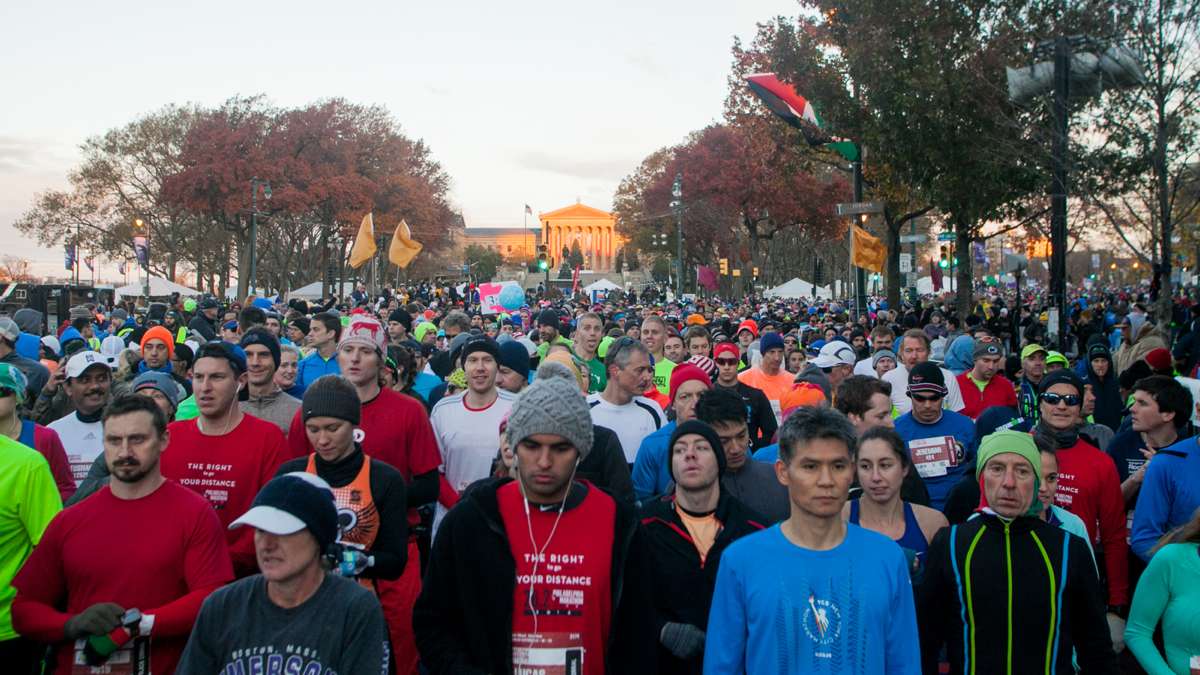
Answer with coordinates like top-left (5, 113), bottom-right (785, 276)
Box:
top-left (249, 177), bottom-right (272, 296)
top-left (672, 173), bottom-right (683, 299)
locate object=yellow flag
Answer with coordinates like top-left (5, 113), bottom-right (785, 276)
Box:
top-left (388, 219), bottom-right (423, 269)
top-left (851, 225), bottom-right (886, 273)
top-left (348, 213), bottom-right (377, 269)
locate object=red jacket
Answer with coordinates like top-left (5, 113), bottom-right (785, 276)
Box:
top-left (955, 372), bottom-right (1018, 419)
top-left (1053, 437), bottom-right (1129, 606)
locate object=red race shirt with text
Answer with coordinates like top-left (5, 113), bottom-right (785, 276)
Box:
top-left (498, 481), bottom-right (615, 675)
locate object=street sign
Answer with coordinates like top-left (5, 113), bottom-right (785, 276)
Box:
top-left (906, 272), bottom-right (918, 287)
top-left (836, 201), bottom-right (884, 216)
top-left (899, 253), bottom-right (912, 273)
top-left (899, 234), bottom-right (927, 244)
top-left (937, 232), bottom-right (957, 242)
top-left (1091, 253), bottom-right (1100, 269)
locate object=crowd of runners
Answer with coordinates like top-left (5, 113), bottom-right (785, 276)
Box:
top-left (1, 279), bottom-right (1198, 674)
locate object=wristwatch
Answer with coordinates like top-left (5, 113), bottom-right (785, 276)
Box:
top-left (1105, 604), bottom-right (1128, 619)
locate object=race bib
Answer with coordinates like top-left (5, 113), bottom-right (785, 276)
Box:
top-left (910, 436), bottom-right (960, 479)
top-left (72, 637), bottom-right (151, 674)
top-left (513, 631), bottom-right (584, 675)
top-left (1190, 655), bottom-right (1199, 675)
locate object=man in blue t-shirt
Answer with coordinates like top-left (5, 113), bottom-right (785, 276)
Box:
top-left (894, 362), bottom-right (976, 511)
top-left (704, 406), bottom-right (921, 674)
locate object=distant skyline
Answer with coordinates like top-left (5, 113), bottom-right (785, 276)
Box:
top-left (0, 0), bottom-right (796, 281)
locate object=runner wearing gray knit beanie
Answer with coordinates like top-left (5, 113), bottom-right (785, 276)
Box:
top-left (506, 375), bottom-right (594, 460)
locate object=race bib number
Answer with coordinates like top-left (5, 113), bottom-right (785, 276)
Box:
top-left (1190, 655), bottom-right (1200, 675)
top-left (910, 436), bottom-right (960, 479)
top-left (72, 637), bottom-right (151, 674)
top-left (513, 631), bottom-right (584, 675)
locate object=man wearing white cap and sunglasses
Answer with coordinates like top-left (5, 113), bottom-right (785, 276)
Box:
top-left (178, 472), bottom-right (389, 675)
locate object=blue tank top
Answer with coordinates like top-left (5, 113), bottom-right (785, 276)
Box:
top-left (849, 499), bottom-right (929, 567)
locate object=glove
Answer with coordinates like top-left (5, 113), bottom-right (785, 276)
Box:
top-left (1107, 613), bottom-right (1126, 653)
top-left (659, 622), bottom-right (706, 660)
top-left (64, 603), bottom-right (125, 640)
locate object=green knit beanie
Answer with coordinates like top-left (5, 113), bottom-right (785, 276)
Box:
top-left (975, 430), bottom-right (1042, 517)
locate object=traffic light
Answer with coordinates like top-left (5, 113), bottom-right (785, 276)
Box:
top-left (537, 245), bottom-right (549, 271)
top-left (939, 246), bottom-right (950, 269)
top-left (719, 258), bottom-right (729, 275)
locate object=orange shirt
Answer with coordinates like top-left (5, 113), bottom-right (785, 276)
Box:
top-left (737, 367), bottom-right (795, 403)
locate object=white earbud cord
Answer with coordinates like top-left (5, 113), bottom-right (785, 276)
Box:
top-left (517, 460), bottom-right (579, 635)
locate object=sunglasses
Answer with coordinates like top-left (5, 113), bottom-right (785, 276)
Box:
top-left (606, 336), bottom-right (639, 363)
top-left (1040, 392), bottom-right (1080, 407)
top-left (715, 358), bottom-right (739, 366)
top-left (0, 388), bottom-right (14, 399)
top-left (910, 393), bottom-right (943, 403)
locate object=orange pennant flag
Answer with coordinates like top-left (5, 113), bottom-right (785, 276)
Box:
top-left (388, 219), bottom-right (422, 269)
top-left (348, 213), bottom-right (377, 269)
top-left (851, 225), bottom-right (886, 273)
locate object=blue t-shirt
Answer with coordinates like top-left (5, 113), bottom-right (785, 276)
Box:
top-left (704, 524), bottom-right (921, 674)
top-left (411, 371), bottom-right (441, 403)
top-left (752, 443), bottom-right (779, 463)
top-left (631, 421), bottom-right (676, 502)
top-left (893, 410), bottom-right (976, 512)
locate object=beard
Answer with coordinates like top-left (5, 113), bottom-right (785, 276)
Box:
top-left (110, 456), bottom-right (158, 484)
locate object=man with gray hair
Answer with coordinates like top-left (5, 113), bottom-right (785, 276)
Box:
top-left (705, 406), bottom-right (922, 673)
top-left (415, 375), bottom-right (656, 674)
top-left (588, 336), bottom-right (666, 465)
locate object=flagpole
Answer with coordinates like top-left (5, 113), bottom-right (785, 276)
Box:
top-left (524, 207), bottom-right (529, 266)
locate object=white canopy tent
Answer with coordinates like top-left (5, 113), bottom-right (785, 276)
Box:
top-left (582, 278), bottom-right (621, 294)
top-left (763, 277), bottom-right (833, 300)
top-left (287, 281), bottom-right (354, 301)
top-left (114, 276), bottom-right (201, 300)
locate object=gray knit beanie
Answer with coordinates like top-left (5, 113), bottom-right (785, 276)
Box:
top-left (506, 376), bottom-right (594, 460)
top-left (302, 375), bottom-right (361, 425)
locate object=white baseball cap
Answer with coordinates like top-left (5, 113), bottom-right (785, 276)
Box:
top-left (810, 341), bottom-right (857, 369)
top-left (65, 350), bottom-right (112, 379)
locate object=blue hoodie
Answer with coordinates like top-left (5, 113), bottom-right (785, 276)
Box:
top-left (57, 327), bottom-right (86, 356)
top-left (943, 335), bottom-right (975, 375)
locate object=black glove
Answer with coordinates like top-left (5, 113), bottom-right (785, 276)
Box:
top-left (64, 603), bottom-right (125, 640)
top-left (659, 622), bottom-right (706, 660)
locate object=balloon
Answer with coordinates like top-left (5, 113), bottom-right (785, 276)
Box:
top-left (499, 284), bottom-right (525, 311)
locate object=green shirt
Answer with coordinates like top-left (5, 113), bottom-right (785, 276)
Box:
top-left (966, 373), bottom-right (988, 393)
top-left (0, 435), bottom-right (62, 640)
top-left (653, 357), bottom-right (677, 396)
top-left (1125, 542), bottom-right (1200, 675)
top-left (175, 393), bottom-right (200, 421)
top-left (581, 354), bottom-right (606, 393)
top-left (536, 335), bottom-right (574, 361)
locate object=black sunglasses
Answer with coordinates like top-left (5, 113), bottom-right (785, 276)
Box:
top-left (1041, 392), bottom-right (1080, 407)
top-left (910, 394), bottom-right (943, 403)
top-left (0, 388), bottom-right (14, 398)
top-left (606, 336), bottom-right (639, 364)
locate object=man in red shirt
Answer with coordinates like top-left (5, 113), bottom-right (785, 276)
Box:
top-left (955, 338), bottom-right (1018, 419)
top-left (12, 395), bottom-right (232, 674)
top-left (1034, 368), bottom-right (1130, 652)
top-left (287, 315), bottom-right (439, 674)
top-left (160, 342), bottom-right (286, 576)
top-left (415, 375), bottom-right (655, 674)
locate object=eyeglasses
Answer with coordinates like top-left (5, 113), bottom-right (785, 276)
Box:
top-left (715, 358), bottom-right (739, 366)
top-left (1040, 392), bottom-right (1080, 407)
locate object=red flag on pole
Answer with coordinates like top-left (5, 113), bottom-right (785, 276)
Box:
top-left (930, 258), bottom-right (943, 291)
top-left (571, 265), bottom-right (581, 295)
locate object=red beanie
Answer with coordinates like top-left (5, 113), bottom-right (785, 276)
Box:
top-left (669, 363), bottom-right (712, 403)
top-left (1144, 348), bottom-right (1172, 375)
